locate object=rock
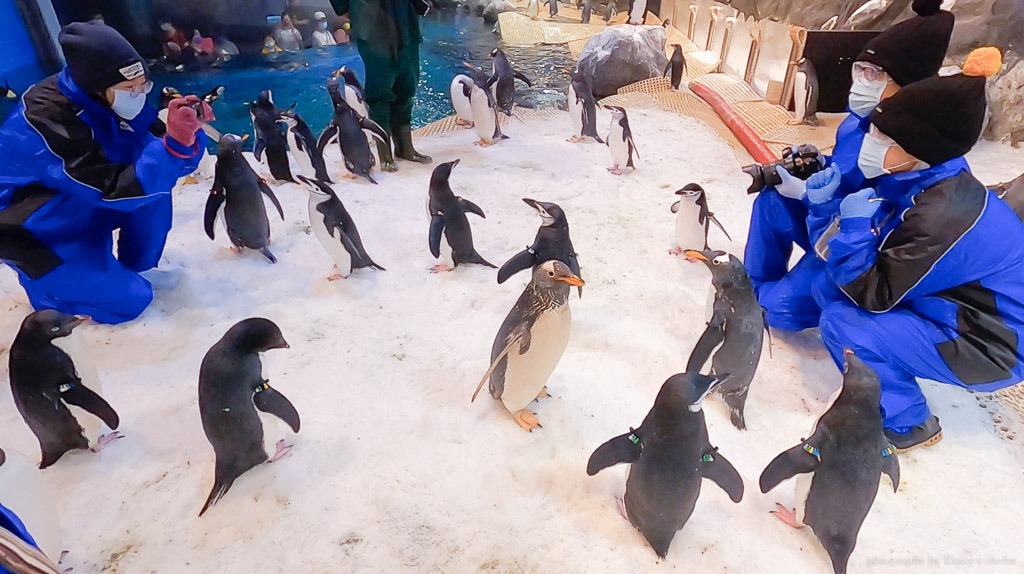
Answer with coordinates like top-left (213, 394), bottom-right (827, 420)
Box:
top-left (984, 55), bottom-right (1024, 145)
top-left (482, 0), bottom-right (516, 23)
top-left (577, 26), bottom-right (669, 98)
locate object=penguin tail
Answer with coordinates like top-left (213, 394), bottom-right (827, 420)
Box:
top-left (364, 172), bottom-right (378, 185)
top-left (259, 247), bottom-right (278, 264)
top-left (466, 251), bottom-right (497, 268)
top-left (199, 478), bottom-right (233, 517)
top-left (721, 390), bottom-right (749, 430)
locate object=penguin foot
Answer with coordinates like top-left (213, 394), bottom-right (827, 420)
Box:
top-left (668, 246), bottom-right (683, 256)
top-left (474, 139), bottom-right (494, 147)
top-left (268, 439), bottom-right (292, 463)
top-left (770, 503), bottom-right (803, 529)
top-left (342, 172), bottom-right (359, 180)
top-left (91, 432), bottom-right (124, 453)
top-left (786, 119), bottom-right (802, 126)
top-left (567, 136), bottom-right (583, 143)
top-left (429, 264), bottom-right (453, 273)
top-left (183, 174), bottom-right (199, 185)
top-left (536, 386), bottom-right (552, 400)
top-left (327, 273), bottom-right (345, 281)
top-left (513, 409), bottom-right (542, 432)
top-left (229, 246), bottom-right (244, 254)
top-left (455, 118), bottom-right (473, 127)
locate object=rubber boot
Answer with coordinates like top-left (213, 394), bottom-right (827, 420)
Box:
top-left (377, 136), bottom-right (398, 173)
top-left (393, 124), bottom-right (432, 164)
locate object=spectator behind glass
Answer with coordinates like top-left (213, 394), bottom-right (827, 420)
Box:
top-left (286, 0), bottom-right (314, 47)
top-left (160, 22), bottom-right (189, 64)
top-left (312, 11), bottom-right (337, 47)
top-left (275, 14), bottom-right (303, 52)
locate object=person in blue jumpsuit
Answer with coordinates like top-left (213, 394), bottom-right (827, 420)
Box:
top-left (0, 21), bottom-right (211, 324)
top-left (745, 0), bottom-right (955, 331)
top-left (0, 503), bottom-right (59, 574)
top-left (817, 48), bottom-right (1024, 450)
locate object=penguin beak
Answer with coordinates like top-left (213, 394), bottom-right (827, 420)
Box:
top-left (556, 274), bottom-right (586, 287)
top-left (67, 315), bottom-right (91, 329)
top-left (689, 373), bottom-right (730, 412)
top-left (241, 134), bottom-right (250, 142)
top-left (684, 250), bottom-right (708, 262)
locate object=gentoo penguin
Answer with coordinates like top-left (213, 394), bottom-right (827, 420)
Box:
top-left (198, 318), bottom-right (299, 517)
top-left (605, 105), bottom-right (638, 175)
top-left (205, 134), bottom-right (285, 263)
top-left (460, 65), bottom-right (508, 147)
top-left (297, 176), bottom-right (384, 280)
top-left (664, 44), bottom-right (687, 90)
top-left (789, 58), bottom-right (821, 126)
top-left (628, 0), bottom-right (648, 24)
top-left (527, 0), bottom-right (540, 18)
top-left (317, 94), bottom-right (389, 184)
top-left (567, 69), bottom-right (604, 144)
top-left (543, 0), bottom-right (559, 18)
top-left (0, 447), bottom-right (62, 562)
top-left (451, 74), bottom-right (476, 127)
top-left (497, 198), bottom-right (583, 297)
top-left (670, 183), bottom-right (732, 255)
top-left (9, 311), bottom-right (121, 469)
top-left (280, 105), bottom-right (332, 183)
top-left (249, 90), bottom-right (295, 184)
top-left (472, 260), bottom-right (585, 431)
top-left (427, 159), bottom-right (495, 272)
top-left (684, 250), bottom-right (765, 430)
top-left (487, 48), bottom-right (533, 118)
top-left (586, 372), bottom-right (744, 558)
top-left (760, 350), bottom-right (900, 574)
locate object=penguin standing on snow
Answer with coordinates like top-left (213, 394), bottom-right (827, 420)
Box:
top-left (0, 447), bottom-right (62, 562)
top-left (527, 0), bottom-right (540, 18)
top-left (605, 106), bottom-right (638, 175)
top-left (487, 48), bottom-right (533, 118)
top-left (281, 105), bottom-right (331, 183)
top-left (427, 159), bottom-right (496, 272)
top-left (497, 198), bottom-right (583, 297)
top-left (205, 134), bottom-right (285, 263)
top-left (760, 350), bottom-right (900, 574)
top-left (664, 44), bottom-right (687, 90)
top-left (789, 58), bottom-right (821, 126)
top-left (567, 69), bottom-right (604, 144)
top-left (451, 74), bottom-right (476, 127)
top-left (587, 372), bottom-right (744, 558)
top-left (543, 0), bottom-right (559, 18)
top-left (473, 261), bottom-right (585, 431)
top-left (628, 0), bottom-right (648, 24)
top-left (249, 90), bottom-right (295, 184)
top-left (198, 318), bottom-right (300, 517)
top-left (684, 250), bottom-right (765, 430)
top-left (604, 0), bottom-right (617, 22)
top-left (297, 176), bottom-right (385, 280)
top-left (317, 94), bottom-right (390, 184)
top-left (581, 0), bottom-right (597, 22)
top-left (461, 64), bottom-right (508, 146)
top-left (9, 311), bottom-right (121, 469)
top-left (670, 183), bottom-right (731, 255)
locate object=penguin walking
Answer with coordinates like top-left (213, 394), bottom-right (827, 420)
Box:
top-left (451, 74), bottom-right (476, 128)
top-left (587, 372), bottom-right (744, 558)
top-left (684, 250), bottom-right (765, 430)
top-left (669, 183), bottom-right (732, 256)
top-left (0, 447), bottom-right (62, 562)
top-left (789, 58), bottom-right (821, 126)
top-left (628, 0), bottom-right (648, 24)
top-left (527, 0), bottom-right (540, 18)
top-left (9, 311), bottom-right (121, 469)
top-left (581, 0), bottom-right (596, 23)
top-left (605, 106), bottom-right (638, 175)
top-left (473, 261), bottom-right (585, 431)
top-left (205, 134), bottom-right (285, 263)
top-left (281, 105), bottom-right (332, 183)
top-left (567, 69), bottom-right (604, 144)
top-left (487, 48), bottom-right (533, 118)
top-left (249, 90), bottom-right (295, 184)
top-left (460, 65), bottom-right (508, 147)
top-left (317, 94), bottom-right (390, 184)
top-left (497, 198), bottom-right (583, 297)
top-left (760, 350), bottom-right (900, 574)
top-left (664, 44), bottom-right (687, 90)
top-left (297, 176), bottom-right (385, 280)
top-left (427, 159), bottom-right (496, 272)
top-left (198, 318), bottom-right (299, 517)
top-left (543, 0), bottom-right (559, 18)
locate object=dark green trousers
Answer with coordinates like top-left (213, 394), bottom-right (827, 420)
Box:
top-left (356, 40), bottom-right (420, 130)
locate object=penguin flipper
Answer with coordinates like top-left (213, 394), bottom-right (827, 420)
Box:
top-left (204, 192), bottom-right (226, 240)
top-left (258, 247), bottom-right (278, 264)
top-left (254, 139), bottom-right (267, 162)
top-left (671, 201), bottom-right (681, 214)
top-left (497, 248), bottom-right (536, 284)
top-left (882, 451), bottom-right (900, 492)
top-left (254, 385), bottom-right (301, 433)
top-left (360, 116), bottom-right (390, 146)
top-left (586, 432), bottom-right (643, 476)
top-left (428, 215), bottom-right (446, 259)
top-left (459, 198), bottom-right (486, 218)
top-left (707, 212), bottom-right (733, 242)
top-left (257, 179), bottom-right (285, 221)
top-left (685, 305), bottom-right (726, 373)
top-left (472, 330), bottom-right (527, 402)
top-left (513, 71), bottom-right (533, 87)
top-left (316, 124), bottom-right (339, 157)
top-left (663, 61), bottom-right (672, 78)
top-left (702, 448), bottom-right (744, 503)
top-left (758, 444), bottom-right (820, 493)
top-left (60, 381), bottom-right (120, 431)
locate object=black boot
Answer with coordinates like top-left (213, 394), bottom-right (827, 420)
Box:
top-left (393, 124), bottom-right (432, 164)
top-left (884, 415), bottom-right (942, 452)
top-left (376, 137), bottom-right (398, 173)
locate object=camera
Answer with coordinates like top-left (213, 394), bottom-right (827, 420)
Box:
top-left (742, 144), bottom-right (825, 194)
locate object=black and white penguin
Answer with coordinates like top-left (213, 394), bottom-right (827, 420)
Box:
top-left (628, 0), bottom-right (648, 24)
top-left (297, 176), bottom-right (385, 280)
top-left (0, 447), bottom-right (62, 561)
top-left (450, 74), bottom-right (476, 128)
top-left (760, 349), bottom-right (900, 574)
top-left (587, 372), bottom-right (744, 558)
top-left (567, 69), bottom-right (604, 144)
top-left (543, 0), bottom-right (559, 18)
top-left (9, 311), bottom-right (121, 469)
top-left (605, 105), bottom-right (638, 175)
top-left (604, 0), bottom-right (618, 22)
top-left (280, 104), bottom-right (332, 183)
top-left (581, 0), bottom-right (597, 22)
top-left (249, 90), bottom-right (295, 184)
top-left (664, 44), bottom-right (687, 90)
top-left (460, 64), bottom-right (508, 146)
top-left (527, 0), bottom-right (540, 18)
top-left (205, 134), bottom-right (285, 263)
top-left (473, 260), bottom-right (584, 431)
top-left (487, 48), bottom-right (533, 118)
top-left (427, 159), bottom-right (496, 272)
top-left (670, 183), bottom-right (731, 255)
top-left (684, 250), bottom-right (765, 430)
top-left (198, 318), bottom-right (299, 517)
top-left (317, 93), bottom-right (389, 184)
top-left (789, 58), bottom-right (821, 126)
top-left (333, 66), bottom-right (369, 118)
top-left (497, 198), bottom-right (582, 297)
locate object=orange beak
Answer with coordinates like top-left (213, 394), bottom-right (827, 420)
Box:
top-left (241, 133), bottom-right (250, 142)
top-left (556, 274), bottom-right (586, 287)
top-left (684, 250), bottom-right (708, 261)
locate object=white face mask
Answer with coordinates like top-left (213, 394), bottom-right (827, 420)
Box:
top-left (858, 133), bottom-right (928, 179)
top-left (848, 79), bottom-right (887, 118)
top-left (110, 89), bottom-right (146, 120)
top-left (319, 21), bottom-right (329, 29)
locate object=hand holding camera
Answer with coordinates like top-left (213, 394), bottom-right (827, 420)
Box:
top-left (741, 144), bottom-right (825, 195)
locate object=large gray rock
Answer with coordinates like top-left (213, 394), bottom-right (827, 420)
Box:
top-left (482, 0), bottom-right (516, 22)
top-left (985, 56), bottom-right (1024, 144)
top-left (577, 26), bottom-right (669, 98)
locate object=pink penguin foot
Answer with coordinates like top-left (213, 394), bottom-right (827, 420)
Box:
top-left (607, 166), bottom-right (624, 175)
top-left (229, 246), bottom-right (243, 254)
top-left (770, 503), bottom-right (803, 529)
top-left (268, 439), bottom-right (292, 463)
top-left (429, 264), bottom-right (453, 273)
top-left (668, 246), bottom-right (683, 256)
top-left (567, 136), bottom-right (583, 143)
top-left (474, 139), bottom-right (494, 147)
top-left (91, 432), bottom-right (123, 453)
top-left (327, 273), bottom-right (345, 281)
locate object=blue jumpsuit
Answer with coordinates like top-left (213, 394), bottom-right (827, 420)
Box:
top-left (0, 502), bottom-right (38, 574)
top-left (0, 71), bottom-right (202, 324)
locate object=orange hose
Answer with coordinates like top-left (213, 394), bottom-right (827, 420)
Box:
top-left (689, 82), bottom-right (778, 163)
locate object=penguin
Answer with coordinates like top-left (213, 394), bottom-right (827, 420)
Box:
top-left (459, 66), bottom-right (508, 147)
top-left (487, 48), bottom-right (533, 118)
top-left (543, 0), bottom-right (559, 18)
top-left (586, 372), bottom-right (744, 558)
top-left (789, 58), bottom-right (821, 126)
top-left (280, 105), bottom-right (332, 183)
top-left (604, 105), bottom-right (638, 175)
top-left (760, 349), bottom-right (900, 574)
top-left (8, 311), bottom-right (121, 469)
top-left (670, 183), bottom-right (732, 256)
top-left (297, 176), bottom-right (385, 280)
top-left (628, 0), bottom-right (648, 24)
top-left (664, 44), bottom-right (687, 90)
top-left (820, 15), bottom-right (839, 30)
top-left (333, 66), bottom-right (369, 118)
top-left (527, 0), bottom-right (540, 18)
top-left (205, 134), bottom-right (285, 263)
top-left (604, 0), bottom-right (617, 22)
top-left (497, 198), bottom-right (583, 297)
top-left (472, 260), bottom-right (585, 431)
top-left (581, 0), bottom-right (596, 22)
top-left (198, 318), bottom-right (299, 517)
top-left (0, 447), bottom-right (62, 562)
top-left (684, 250), bottom-right (765, 430)
top-left (427, 159), bottom-right (496, 272)
top-left (567, 69), bottom-right (604, 144)
top-left (249, 90), bottom-right (295, 184)
top-left (450, 74), bottom-right (476, 128)
top-left (317, 94), bottom-right (389, 184)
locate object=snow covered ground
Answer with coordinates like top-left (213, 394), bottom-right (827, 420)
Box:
top-left (2, 108), bottom-right (1024, 573)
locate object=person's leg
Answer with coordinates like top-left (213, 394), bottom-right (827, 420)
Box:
top-left (356, 40), bottom-right (398, 170)
top-left (744, 191), bottom-right (811, 296)
top-left (19, 254), bottom-right (153, 325)
top-left (391, 41), bottom-right (431, 163)
top-left (757, 254), bottom-right (825, 331)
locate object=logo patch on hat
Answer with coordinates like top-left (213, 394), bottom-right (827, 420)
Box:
top-left (119, 61), bottom-right (144, 80)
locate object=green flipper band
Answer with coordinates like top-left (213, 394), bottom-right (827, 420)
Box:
top-left (701, 453), bottom-right (715, 463)
top-left (802, 443), bottom-right (821, 462)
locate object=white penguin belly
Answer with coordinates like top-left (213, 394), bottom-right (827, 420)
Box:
top-left (0, 449), bottom-right (62, 560)
top-left (51, 331), bottom-right (104, 446)
top-left (629, 0), bottom-right (648, 23)
top-left (287, 130), bottom-right (315, 178)
top-left (308, 196), bottom-right (353, 276)
top-left (451, 77), bottom-right (474, 123)
top-left (257, 353), bottom-right (283, 455)
top-left (568, 86), bottom-right (583, 137)
top-left (793, 72), bottom-right (808, 121)
top-left (527, 0), bottom-right (539, 17)
top-left (345, 87), bottom-right (369, 118)
top-left (794, 471), bottom-right (812, 526)
top-left (609, 126), bottom-right (628, 167)
top-left (674, 200), bottom-right (705, 251)
top-left (471, 89), bottom-right (497, 142)
top-left (501, 306), bottom-right (572, 413)
top-left (439, 233), bottom-right (454, 267)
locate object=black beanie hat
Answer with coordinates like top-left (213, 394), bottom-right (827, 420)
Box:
top-left (59, 21), bottom-right (147, 94)
top-left (856, 0), bottom-right (954, 87)
top-left (870, 47), bottom-right (1002, 166)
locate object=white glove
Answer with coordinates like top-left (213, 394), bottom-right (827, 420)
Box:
top-left (774, 166), bottom-right (807, 200)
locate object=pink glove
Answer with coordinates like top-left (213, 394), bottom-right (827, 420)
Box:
top-left (165, 96), bottom-right (215, 149)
